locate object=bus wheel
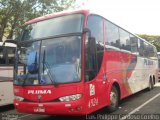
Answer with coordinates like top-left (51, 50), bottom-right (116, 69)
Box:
top-left (107, 86), bottom-right (119, 112)
top-left (147, 79), bottom-right (153, 91)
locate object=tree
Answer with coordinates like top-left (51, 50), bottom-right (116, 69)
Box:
top-left (138, 34), bottom-right (160, 52)
top-left (0, 0), bottom-right (75, 42)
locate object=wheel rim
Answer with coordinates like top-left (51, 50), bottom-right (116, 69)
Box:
top-left (110, 91), bottom-right (117, 106)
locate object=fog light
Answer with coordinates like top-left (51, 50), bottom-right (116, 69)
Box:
top-left (15, 103), bottom-right (19, 106)
top-left (15, 96), bottom-right (24, 101)
top-left (70, 108), bottom-right (75, 111)
top-left (77, 106), bottom-right (82, 111)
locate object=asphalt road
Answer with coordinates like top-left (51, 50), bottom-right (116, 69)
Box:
top-left (1, 83), bottom-right (160, 120)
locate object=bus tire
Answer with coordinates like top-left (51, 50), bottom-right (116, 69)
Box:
top-left (107, 86), bottom-right (119, 112)
top-left (152, 76), bottom-right (155, 89)
top-left (147, 78), bottom-right (153, 91)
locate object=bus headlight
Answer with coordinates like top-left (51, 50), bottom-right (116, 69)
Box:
top-left (59, 94), bottom-right (82, 102)
top-left (15, 96), bottom-right (24, 101)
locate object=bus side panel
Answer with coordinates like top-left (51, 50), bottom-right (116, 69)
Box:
top-left (0, 81), bottom-right (14, 106)
top-left (105, 51), bottom-right (141, 99)
top-left (84, 60), bottom-right (110, 114)
top-left (105, 51), bottom-right (131, 99)
top-left (125, 56), bottom-right (157, 94)
top-left (84, 49), bottom-right (124, 114)
top-left (0, 66), bottom-right (14, 106)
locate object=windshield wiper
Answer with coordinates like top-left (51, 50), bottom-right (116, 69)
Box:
top-left (22, 73), bottom-right (28, 85)
top-left (42, 50), bottom-right (59, 86)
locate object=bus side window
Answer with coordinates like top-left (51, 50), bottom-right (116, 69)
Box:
top-left (0, 47), bottom-right (6, 65)
top-left (119, 28), bottom-right (131, 51)
top-left (85, 15), bottom-right (104, 81)
top-left (105, 20), bottom-right (120, 49)
top-left (149, 46), bottom-right (157, 59)
top-left (130, 34), bottom-right (138, 55)
top-left (138, 39), bottom-right (144, 57)
top-left (143, 42), bottom-right (150, 58)
top-left (6, 47), bottom-right (16, 65)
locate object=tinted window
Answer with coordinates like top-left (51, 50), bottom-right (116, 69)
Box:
top-left (87, 15), bottom-right (104, 71)
top-left (153, 47), bottom-right (158, 58)
top-left (138, 39), bottom-right (144, 57)
top-left (0, 47), bottom-right (6, 65)
top-left (0, 47), bottom-right (15, 65)
top-left (6, 47), bottom-right (16, 64)
top-left (119, 28), bottom-right (131, 51)
top-left (88, 15), bottom-right (103, 43)
top-left (143, 42), bottom-right (150, 58)
top-left (148, 45), bottom-right (154, 58)
top-left (138, 39), bottom-right (157, 59)
top-left (130, 34), bottom-right (138, 55)
top-left (148, 46), bottom-right (157, 59)
top-left (85, 15), bottom-right (104, 81)
top-left (106, 21), bottom-right (120, 49)
top-left (22, 14), bottom-right (84, 40)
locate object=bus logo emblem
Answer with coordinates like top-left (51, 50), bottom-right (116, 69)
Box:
top-left (28, 90), bottom-right (51, 94)
top-left (37, 95), bottom-right (42, 101)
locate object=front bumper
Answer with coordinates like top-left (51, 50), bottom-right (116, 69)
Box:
top-left (14, 100), bottom-right (86, 115)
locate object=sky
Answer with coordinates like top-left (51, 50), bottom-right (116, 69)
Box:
top-left (75, 0), bottom-right (160, 35)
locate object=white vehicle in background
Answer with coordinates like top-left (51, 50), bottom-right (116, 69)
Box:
top-left (0, 42), bottom-right (16, 106)
top-left (157, 52), bottom-right (160, 82)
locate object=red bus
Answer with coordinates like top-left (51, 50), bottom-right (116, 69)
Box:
top-left (10, 10), bottom-right (158, 115)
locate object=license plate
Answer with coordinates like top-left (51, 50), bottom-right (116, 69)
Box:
top-left (34, 107), bottom-right (45, 112)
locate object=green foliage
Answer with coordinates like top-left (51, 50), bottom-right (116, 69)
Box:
top-left (0, 0), bottom-right (75, 41)
top-left (138, 34), bottom-right (160, 52)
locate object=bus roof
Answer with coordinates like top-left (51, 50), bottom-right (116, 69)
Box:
top-left (26, 9), bottom-right (89, 25)
top-left (0, 42), bottom-right (16, 47)
top-left (25, 9), bottom-right (156, 49)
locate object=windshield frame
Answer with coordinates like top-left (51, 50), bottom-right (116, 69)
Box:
top-left (14, 32), bottom-right (83, 86)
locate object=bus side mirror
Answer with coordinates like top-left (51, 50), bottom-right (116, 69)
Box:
top-left (83, 28), bottom-right (96, 54)
top-left (83, 28), bottom-right (91, 37)
top-left (89, 37), bottom-right (96, 54)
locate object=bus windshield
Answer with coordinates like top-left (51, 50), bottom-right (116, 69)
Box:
top-left (14, 13), bottom-right (84, 86)
top-left (21, 14), bottom-right (84, 41)
top-left (15, 36), bottom-right (82, 85)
